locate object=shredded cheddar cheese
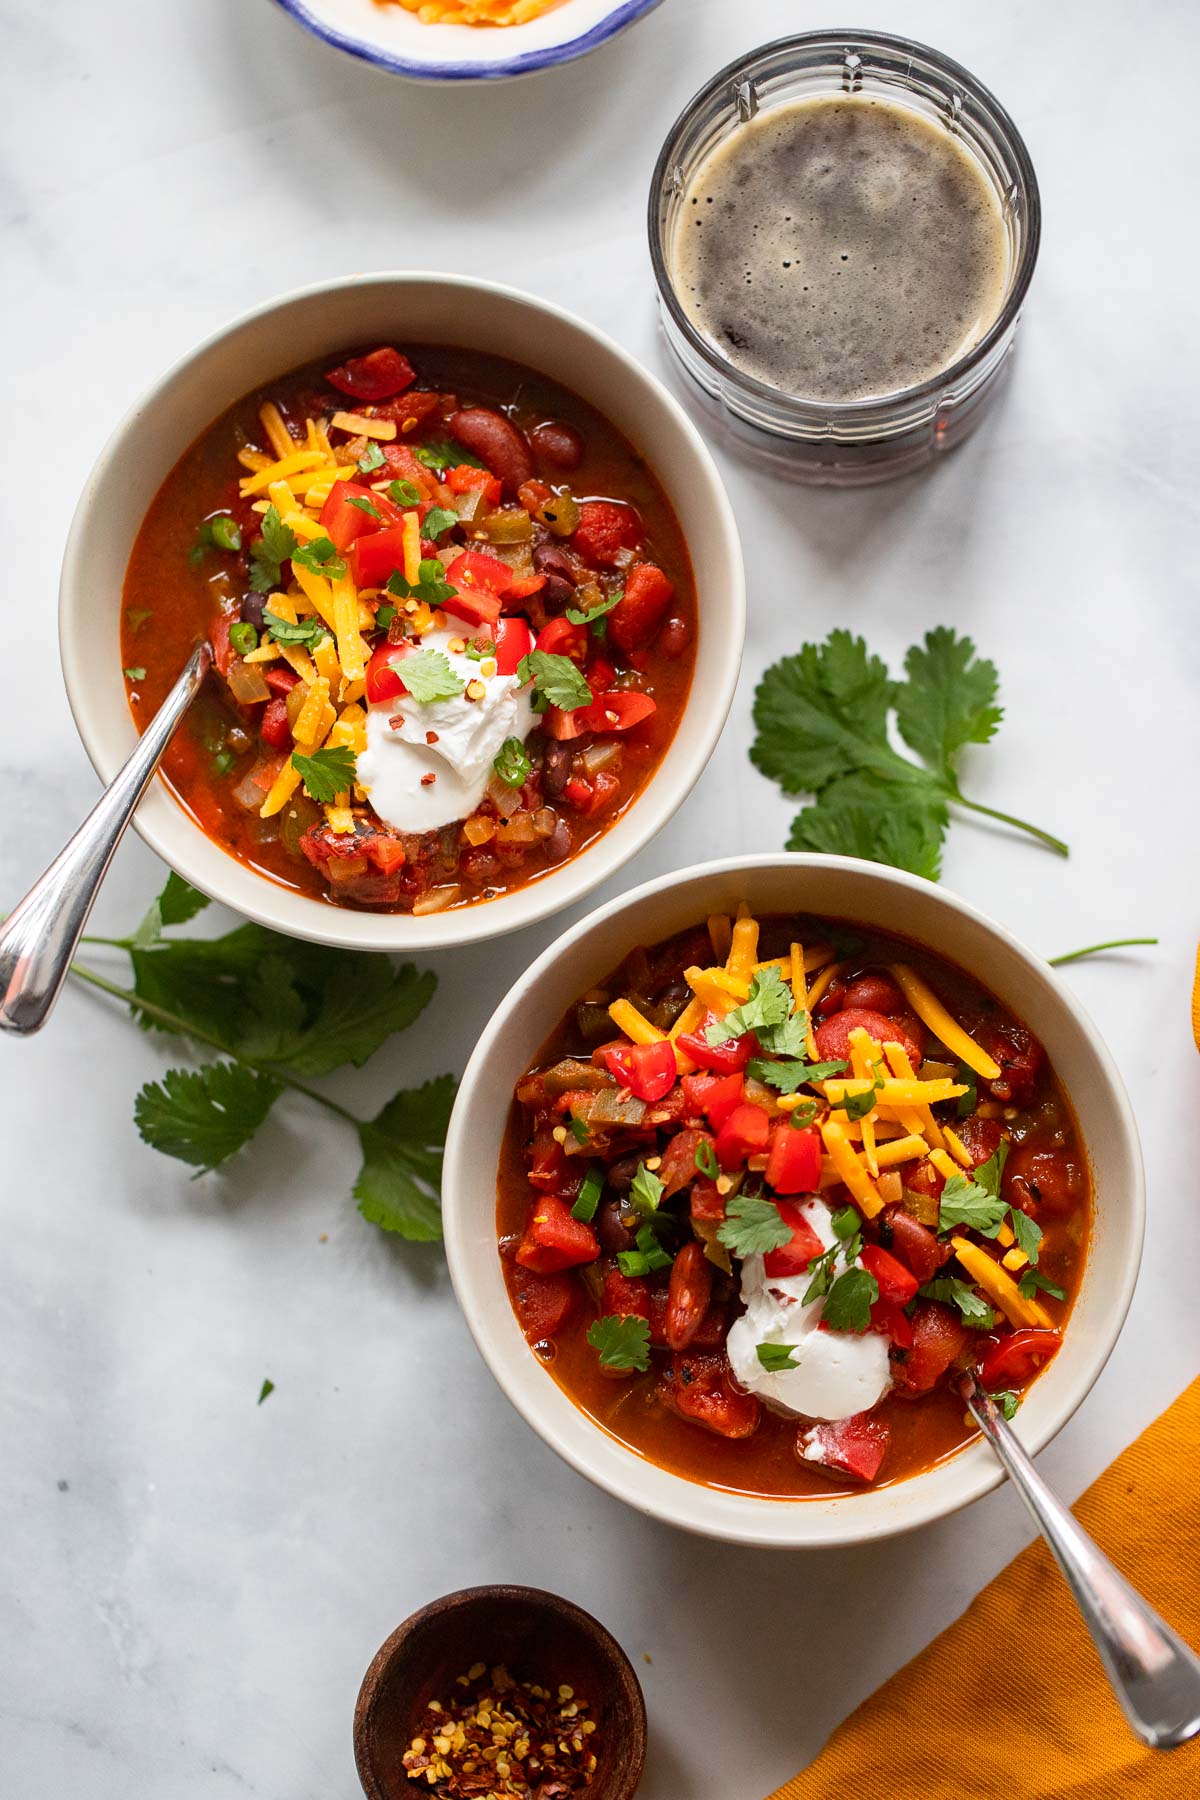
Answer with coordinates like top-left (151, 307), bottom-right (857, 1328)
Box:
top-left (889, 963), bottom-right (1002, 1080)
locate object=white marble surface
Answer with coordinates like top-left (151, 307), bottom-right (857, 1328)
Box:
top-left (3, 1), bottom-right (1200, 1794)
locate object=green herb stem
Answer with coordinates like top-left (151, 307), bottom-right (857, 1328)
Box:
top-left (1048, 937), bottom-right (1159, 967)
top-left (66, 957), bottom-right (360, 1126)
top-left (953, 793), bottom-right (1070, 858)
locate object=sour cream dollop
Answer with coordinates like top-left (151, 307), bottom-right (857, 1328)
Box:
top-left (725, 1200), bottom-right (891, 1422)
top-left (356, 617), bottom-right (535, 834)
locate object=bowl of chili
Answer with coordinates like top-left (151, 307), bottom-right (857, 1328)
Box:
top-left (60, 273), bottom-right (743, 950)
top-left (442, 854), bottom-right (1144, 1547)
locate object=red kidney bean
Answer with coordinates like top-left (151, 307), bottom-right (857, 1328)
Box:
top-left (531, 419), bottom-right (585, 471)
top-left (658, 615), bottom-right (690, 659)
top-left (448, 407), bottom-right (534, 493)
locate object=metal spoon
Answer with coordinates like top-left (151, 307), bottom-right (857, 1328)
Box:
top-left (961, 1375), bottom-right (1200, 1748)
top-left (0, 642), bottom-right (211, 1037)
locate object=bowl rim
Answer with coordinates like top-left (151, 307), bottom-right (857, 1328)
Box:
top-left (270, 0), bottom-right (665, 82)
top-left (59, 269), bottom-right (744, 953)
top-left (442, 851), bottom-right (1146, 1548)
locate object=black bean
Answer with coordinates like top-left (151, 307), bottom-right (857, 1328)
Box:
top-left (541, 740), bottom-right (572, 799)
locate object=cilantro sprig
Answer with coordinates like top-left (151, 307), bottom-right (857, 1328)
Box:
top-left (58, 874), bottom-right (454, 1239)
top-left (918, 1276), bottom-right (996, 1329)
top-left (291, 745), bottom-right (357, 804)
top-left (262, 610), bottom-right (331, 652)
top-left (751, 627), bottom-right (1068, 880)
top-left (717, 1194), bottom-right (791, 1258)
top-left (747, 1056), bottom-right (847, 1091)
top-left (392, 649), bottom-right (465, 704)
top-left (248, 505), bottom-right (297, 593)
top-left (587, 1314), bottom-right (651, 1373)
top-left (706, 967), bottom-right (807, 1056)
top-left (517, 650), bottom-right (593, 714)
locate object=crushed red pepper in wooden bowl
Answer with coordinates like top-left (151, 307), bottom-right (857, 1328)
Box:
top-left (402, 1660), bottom-right (598, 1795)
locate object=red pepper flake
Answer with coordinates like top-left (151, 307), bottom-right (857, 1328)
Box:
top-left (426, 730), bottom-right (440, 745)
top-left (421, 772), bottom-right (437, 786)
top-left (401, 1662), bottom-right (598, 1795)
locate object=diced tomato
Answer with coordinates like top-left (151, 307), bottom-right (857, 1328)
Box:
top-left (374, 389), bottom-right (441, 430)
top-left (955, 1115), bottom-right (1004, 1168)
top-left (886, 1208), bottom-right (950, 1284)
top-left (893, 1301), bottom-right (968, 1396)
top-left (210, 615), bottom-right (236, 678)
top-left (665, 1242), bottom-right (714, 1351)
top-left (840, 972), bottom-right (906, 1014)
top-left (676, 1025), bottom-right (757, 1073)
top-left (976, 1019), bottom-right (1044, 1106)
top-left (504, 574), bottom-right (546, 603)
top-left (527, 1128), bottom-right (567, 1192)
top-left (815, 1006), bottom-right (924, 1067)
top-left (798, 1414), bottom-right (890, 1484)
top-left (1002, 1144), bottom-right (1084, 1219)
top-left (263, 665), bottom-right (300, 696)
top-left (511, 1269), bottom-right (577, 1343)
top-left (444, 550), bottom-right (514, 597)
top-left (715, 1103), bottom-right (771, 1172)
top-left (493, 616), bottom-right (533, 675)
top-left (659, 1353), bottom-right (761, 1439)
top-left (535, 616), bottom-right (587, 662)
top-left (325, 346), bottom-right (415, 402)
top-left (682, 1072), bottom-right (745, 1131)
top-left (563, 772), bottom-right (619, 814)
top-left (979, 1328), bottom-right (1062, 1389)
top-left (657, 1128), bottom-right (715, 1198)
top-left (515, 1195), bottom-right (600, 1274)
top-left (363, 834), bottom-right (406, 877)
top-left (259, 696), bottom-right (292, 751)
top-left (350, 525), bottom-right (410, 588)
top-left (365, 641), bottom-right (415, 705)
top-left (762, 1200), bottom-right (825, 1278)
top-left (585, 651), bottom-right (616, 692)
top-left (543, 706), bottom-right (586, 743)
top-left (598, 1039), bottom-right (677, 1103)
top-left (445, 585), bottom-right (503, 631)
top-left (870, 1300), bottom-right (914, 1348)
top-left (860, 1243), bottom-right (919, 1305)
top-left (320, 480), bottom-right (386, 554)
top-left (446, 464), bottom-right (503, 507)
top-left (601, 1268), bottom-right (651, 1322)
top-left (765, 1123), bottom-right (822, 1197)
top-left (572, 500), bottom-right (641, 567)
top-left (584, 691), bottom-right (658, 734)
top-left (690, 1178), bottom-right (725, 1223)
top-left (609, 562), bottom-right (674, 654)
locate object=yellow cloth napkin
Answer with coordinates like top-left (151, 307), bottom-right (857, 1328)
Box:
top-left (768, 1377), bottom-right (1200, 1798)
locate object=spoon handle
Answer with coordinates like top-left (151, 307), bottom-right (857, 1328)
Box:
top-left (967, 1387), bottom-right (1200, 1748)
top-left (0, 643), bottom-right (211, 1037)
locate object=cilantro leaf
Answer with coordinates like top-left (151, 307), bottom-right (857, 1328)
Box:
top-left (416, 440), bottom-right (487, 474)
top-left (752, 627), bottom-right (1068, 878)
top-left (974, 1141), bottom-right (1010, 1200)
top-left (291, 746), bottom-right (357, 804)
top-left (1017, 1269), bottom-right (1066, 1301)
top-left (566, 589), bottom-right (623, 631)
top-left (422, 507), bottom-right (459, 541)
top-left (629, 1163), bottom-right (665, 1216)
top-left (357, 442), bottom-right (386, 473)
top-left (829, 1067), bottom-right (884, 1122)
top-left (756, 1343), bottom-right (799, 1372)
top-left (717, 1194), bottom-right (792, 1258)
top-left (392, 649), bottom-right (466, 705)
top-left (747, 1056), bottom-right (847, 1090)
top-left (894, 626), bottom-right (1003, 787)
top-left (291, 536), bottom-right (346, 580)
top-left (258, 1378), bottom-right (275, 1405)
top-left (819, 1266), bottom-right (878, 1333)
top-left (346, 494), bottom-right (384, 522)
top-left (123, 666), bottom-right (146, 681)
top-left (1009, 1206), bottom-right (1042, 1266)
top-left (248, 505), bottom-right (298, 593)
top-left (134, 1062), bottom-right (280, 1173)
top-left (386, 560), bottom-right (459, 608)
top-left (279, 959), bottom-right (437, 1079)
top-left (918, 1276), bottom-right (996, 1328)
top-left (587, 1314), bottom-right (651, 1373)
top-left (132, 871), bottom-right (210, 948)
top-left (263, 609), bottom-right (330, 651)
top-left (992, 1389), bottom-right (1020, 1421)
top-left (517, 650), bottom-right (593, 714)
top-left (353, 1074), bottom-right (456, 1240)
top-left (706, 966), bottom-right (793, 1047)
top-left (938, 1173), bottom-right (1008, 1236)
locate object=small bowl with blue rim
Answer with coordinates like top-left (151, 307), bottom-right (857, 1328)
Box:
top-left (269, 0), bottom-right (665, 82)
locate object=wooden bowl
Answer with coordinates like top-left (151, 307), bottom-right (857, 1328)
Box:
top-left (353, 1585), bottom-right (647, 1799)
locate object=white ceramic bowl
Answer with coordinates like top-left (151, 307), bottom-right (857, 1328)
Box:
top-left (270, 0), bottom-right (663, 82)
top-left (60, 273), bottom-right (743, 952)
top-left (443, 853), bottom-right (1145, 1548)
